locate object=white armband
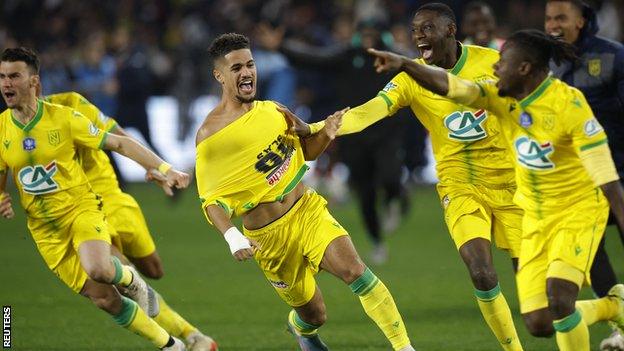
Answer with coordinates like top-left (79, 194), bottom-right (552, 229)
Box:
top-left (223, 227), bottom-right (251, 254)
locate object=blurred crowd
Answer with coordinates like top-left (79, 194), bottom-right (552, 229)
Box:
top-left (0, 0), bottom-right (621, 130)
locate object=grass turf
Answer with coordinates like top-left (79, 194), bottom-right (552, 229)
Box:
top-left (1, 183), bottom-right (623, 350)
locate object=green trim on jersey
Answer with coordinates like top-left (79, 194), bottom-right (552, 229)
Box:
top-left (580, 138), bottom-right (608, 151)
top-left (98, 132), bottom-right (109, 149)
top-left (520, 77), bottom-right (553, 110)
top-left (449, 44), bottom-right (468, 75)
top-left (106, 121), bottom-right (118, 133)
top-left (275, 164), bottom-right (310, 201)
top-left (377, 93), bottom-right (393, 108)
top-left (11, 100), bottom-right (43, 132)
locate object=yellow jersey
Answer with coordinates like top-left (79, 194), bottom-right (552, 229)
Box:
top-left (379, 44), bottom-right (515, 186)
top-left (45, 92), bottom-right (120, 196)
top-left (196, 100), bottom-right (308, 223)
top-left (471, 77), bottom-right (609, 217)
top-left (0, 100), bottom-right (107, 218)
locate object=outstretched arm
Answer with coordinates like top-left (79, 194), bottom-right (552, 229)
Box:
top-left (280, 106), bottom-right (347, 160)
top-left (205, 205), bottom-right (260, 261)
top-left (308, 96), bottom-right (392, 136)
top-left (367, 48), bottom-right (482, 106)
top-left (102, 134), bottom-right (190, 191)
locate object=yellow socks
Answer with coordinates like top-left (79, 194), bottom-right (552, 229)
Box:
top-left (154, 293), bottom-right (197, 339)
top-left (288, 309), bottom-right (319, 336)
top-left (475, 284), bottom-right (523, 351)
top-left (111, 256), bottom-right (133, 286)
top-left (113, 296), bottom-right (171, 348)
top-left (349, 267), bottom-right (411, 351)
top-left (576, 297), bottom-right (619, 326)
top-left (553, 310), bottom-right (589, 351)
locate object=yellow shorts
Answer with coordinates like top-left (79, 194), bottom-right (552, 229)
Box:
top-left (244, 189), bottom-right (348, 307)
top-left (437, 183), bottom-right (522, 257)
top-left (102, 191), bottom-right (155, 259)
top-left (27, 188), bottom-right (110, 293)
top-left (516, 190), bottom-right (609, 313)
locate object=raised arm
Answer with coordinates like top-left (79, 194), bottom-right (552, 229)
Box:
top-left (205, 205), bottom-right (260, 261)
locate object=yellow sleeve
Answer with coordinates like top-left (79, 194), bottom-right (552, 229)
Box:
top-left (336, 96), bottom-right (390, 135)
top-left (567, 90), bottom-right (618, 185)
top-left (308, 96), bottom-right (390, 136)
top-left (69, 110), bottom-right (108, 150)
top-left (309, 121), bottom-right (325, 134)
top-left (446, 73), bottom-right (481, 105)
top-left (200, 196), bottom-right (235, 225)
top-left (377, 71), bottom-right (421, 115)
top-left (74, 96), bottom-right (118, 132)
top-left (580, 143), bottom-right (620, 186)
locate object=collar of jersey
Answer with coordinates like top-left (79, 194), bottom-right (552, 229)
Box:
top-left (11, 99), bottom-right (43, 132)
top-left (519, 75), bottom-right (554, 110)
top-left (448, 43), bottom-right (468, 75)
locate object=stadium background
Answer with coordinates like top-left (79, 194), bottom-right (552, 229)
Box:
top-left (1, 0), bottom-right (624, 350)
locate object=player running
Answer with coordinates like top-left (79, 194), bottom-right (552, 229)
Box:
top-left (0, 47), bottom-right (188, 350)
top-left (310, 4), bottom-right (524, 350)
top-left (367, 29), bottom-right (624, 351)
top-left (195, 33), bottom-right (415, 351)
top-left (44, 91), bottom-right (218, 351)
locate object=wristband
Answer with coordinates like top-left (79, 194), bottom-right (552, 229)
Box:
top-left (158, 162), bottom-right (172, 175)
top-left (223, 227), bottom-right (251, 254)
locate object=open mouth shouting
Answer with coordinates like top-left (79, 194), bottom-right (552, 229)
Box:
top-left (238, 78), bottom-right (254, 95)
top-left (418, 43), bottom-right (434, 62)
top-left (2, 90), bottom-right (16, 105)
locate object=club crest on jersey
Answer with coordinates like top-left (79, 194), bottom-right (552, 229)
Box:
top-left (584, 118), bottom-right (603, 137)
top-left (18, 161), bottom-right (59, 194)
top-left (514, 136), bottom-right (555, 170)
top-left (444, 109), bottom-right (488, 141)
top-left (588, 59), bottom-right (601, 77)
top-left (22, 137), bottom-right (36, 151)
top-left (519, 112), bottom-right (533, 127)
top-left (48, 130), bottom-right (61, 146)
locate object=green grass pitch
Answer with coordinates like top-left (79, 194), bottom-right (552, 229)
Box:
top-left (1, 183), bottom-right (623, 350)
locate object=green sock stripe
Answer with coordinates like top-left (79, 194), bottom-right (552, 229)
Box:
top-left (113, 296), bottom-right (138, 327)
top-left (293, 311), bottom-right (319, 332)
top-left (111, 256), bottom-right (123, 285)
top-left (553, 310), bottom-right (582, 333)
top-left (349, 267), bottom-right (380, 296)
top-left (475, 283), bottom-right (501, 301)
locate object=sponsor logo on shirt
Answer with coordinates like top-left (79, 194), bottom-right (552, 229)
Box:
top-left (89, 123), bottom-right (100, 136)
top-left (255, 135), bottom-right (295, 186)
top-left (514, 136), bottom-right (555, 170)
top-left (18, 161), bottom-right (59, 194)
top-left (444, 109), bottom-right (488, 141)
top-left (583, 118), bottom-right (603, 137)
top-left (269, 279), bottom-right (289, 289)
top-left (382, 82), bottom-right (397, 92)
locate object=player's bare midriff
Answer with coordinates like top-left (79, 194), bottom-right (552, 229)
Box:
top-left (243, 182), bottom-right (305, 230)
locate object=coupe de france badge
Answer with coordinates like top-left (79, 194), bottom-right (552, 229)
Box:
top-left (22, 137), bottom-right (36, 151)
top-left (519, 112), bottom-right (533, 128)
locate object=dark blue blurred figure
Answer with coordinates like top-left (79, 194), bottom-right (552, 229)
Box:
top-left (546, 1), bottom-right (624, 347)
